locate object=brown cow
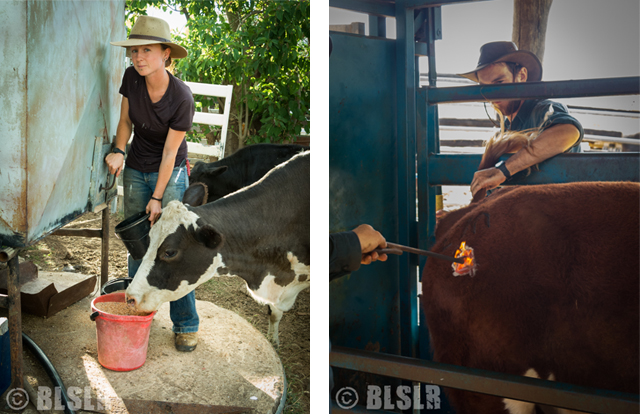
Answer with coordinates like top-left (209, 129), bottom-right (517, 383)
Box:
top-left (422, 181), bottom-right (639, 413)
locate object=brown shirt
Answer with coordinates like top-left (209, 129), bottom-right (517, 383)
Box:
top-left (119, 66), bottom-right (194, 173)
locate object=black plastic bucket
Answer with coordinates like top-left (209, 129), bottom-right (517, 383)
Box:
top-left (100, 277), bottom-right (134, 295)
top-left (115, 211), bottom-right (151, 260)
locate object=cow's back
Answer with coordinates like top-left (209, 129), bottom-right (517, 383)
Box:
top-left (422, 182), bottom-right (639, 412)
top-left (190, 144), bottom-right (307, 203)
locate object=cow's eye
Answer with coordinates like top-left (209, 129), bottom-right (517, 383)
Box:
top-left (164, 250), bottom-right (177, 259)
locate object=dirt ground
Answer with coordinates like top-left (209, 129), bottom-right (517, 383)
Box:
top-left (13, 210), bottom-right (310, 413)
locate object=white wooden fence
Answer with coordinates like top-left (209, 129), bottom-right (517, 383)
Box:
top-left (184, 81), bottom-right (233, 159)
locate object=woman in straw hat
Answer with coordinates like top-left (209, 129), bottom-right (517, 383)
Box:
top-left (105, 15), bottom-right (199, 352)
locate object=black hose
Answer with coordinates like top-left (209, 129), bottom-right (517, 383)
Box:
top-left (22, 332), bottom-right (76, 414)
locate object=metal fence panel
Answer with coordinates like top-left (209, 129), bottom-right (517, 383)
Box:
top-left (0, 0), bottom-right (125, 247)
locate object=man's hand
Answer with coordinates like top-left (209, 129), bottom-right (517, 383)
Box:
top-left (470, 167), bottom-right (507, 198)
top-left (352, 224), bottom-right (388, 265)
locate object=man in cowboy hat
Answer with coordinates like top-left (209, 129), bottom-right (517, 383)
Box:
top-left (459, 41), bottom-right (584, 198)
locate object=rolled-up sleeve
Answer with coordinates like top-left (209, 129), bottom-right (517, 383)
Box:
top-left (329, 231), bottom-right (362, 281)
top-left (538, 101), bottom-right (584, 151)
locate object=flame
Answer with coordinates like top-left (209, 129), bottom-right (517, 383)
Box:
top-left (452, 241), bottom-right (476, 276)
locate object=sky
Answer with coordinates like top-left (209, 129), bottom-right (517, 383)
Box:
top-left (147, 6), bottom-right (187, 33)
top-left (330, 0), bottom-right (640, 125)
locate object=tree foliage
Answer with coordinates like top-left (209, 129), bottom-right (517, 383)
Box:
top-left (125, 0), bottom-right (310, 148)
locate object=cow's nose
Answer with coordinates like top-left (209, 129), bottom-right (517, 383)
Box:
top-left (125, 294), bottom-right (137, 307)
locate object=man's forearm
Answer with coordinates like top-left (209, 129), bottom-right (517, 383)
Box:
top-left (504, 124), bottom-right (580, 175)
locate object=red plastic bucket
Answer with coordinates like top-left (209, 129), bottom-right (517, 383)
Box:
top-left (90, 292), bottom-right (156, 371)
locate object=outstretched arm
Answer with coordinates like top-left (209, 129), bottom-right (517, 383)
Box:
top-left (470, 123), bottom-right (580, 197)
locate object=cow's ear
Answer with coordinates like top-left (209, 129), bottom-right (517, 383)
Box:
top-left (207, 166), bottom-right (228, 177)
top-left (193, 224), bottom-right (224, 250)
top-left (182, 182), bottom-right (209, 206)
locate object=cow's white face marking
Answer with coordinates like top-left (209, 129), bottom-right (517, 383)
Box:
top-left (503, 368), bottom-right (539, 414)
top-left (127, 252), bottom-right (225, 312)
top-left (126, 201), bottom-right (223, 311)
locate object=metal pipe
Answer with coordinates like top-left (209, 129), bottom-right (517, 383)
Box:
top-left (332, 404), bottom-right (397, 414)
top-left (405, 0), bottom-right (492, 8)
top-left (427, 152), bottom-right (640, 186)
top-left (0, 247), bottom-right (17, 263)
top-left (583, 135), bottom-right (640, 146)
top-left (426, 76), bottom-right (640, 104)
top-left (377, 242), bottom-right (464, 263)
top-left (329, 0), bottom-right (395, 17)
top-left (100, 207), bottom-right (109, 287)
top-left (7, 255), bottom-right (23, 392)
top-left (330, 346), bottom-right (639, 413)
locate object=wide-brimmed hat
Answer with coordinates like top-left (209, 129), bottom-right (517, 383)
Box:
top-left (458, 41), bottom-right (542, 83)
top-left (111, 16), bottom-right (187, 59)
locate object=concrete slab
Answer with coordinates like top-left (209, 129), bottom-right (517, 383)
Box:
top-left (2, 294), bottom-right (284, 414)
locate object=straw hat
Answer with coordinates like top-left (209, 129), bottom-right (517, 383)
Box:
top-left (458, 41), bottom-right (542, 83)
top-left (111, 16), bottom-right (187, 59)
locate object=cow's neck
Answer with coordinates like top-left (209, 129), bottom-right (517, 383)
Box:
top-left (194, 175), bottom-right (287, 255)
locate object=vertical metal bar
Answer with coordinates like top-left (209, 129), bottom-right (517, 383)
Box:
top-left (101, 207), bottom-right (109, 287)
top-left (425, 7), bottom-right (440, 252)
top-left (7, 255), bottom-right (23, 391)
top-left (418, 9), bottom-right (440, 266)
top-left (368, 15), bottom-right (386, 37)
top-left (417, 2), bottom-right (441, 375)
top-left (396, 1), bottom-right (418, 360)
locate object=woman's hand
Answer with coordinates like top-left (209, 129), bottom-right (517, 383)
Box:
top-left (146, 199), bottom-right (162, 226)
top-left (105, 153), bottom-right (125, 176)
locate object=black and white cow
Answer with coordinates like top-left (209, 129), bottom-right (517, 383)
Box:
top-left (126, 151), bottom-right (310, 346)
top-left (189, 143), bottom-right (308, 204)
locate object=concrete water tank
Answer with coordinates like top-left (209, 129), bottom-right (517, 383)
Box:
top-left (0, 1), bottom-right (125, 248)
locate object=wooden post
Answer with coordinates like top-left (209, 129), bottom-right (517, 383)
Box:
top-left (7, 255), bottom-right (23, 392)
top-left (512, 0), bottom-right (553, 64)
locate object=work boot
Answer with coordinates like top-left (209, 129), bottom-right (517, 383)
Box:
top-left (175, 332), bottom-right (198, 352)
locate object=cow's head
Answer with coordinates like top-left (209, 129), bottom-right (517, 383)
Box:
top-left (125, 201), bottom-right (224, 311)
top-left (189, 162), bottom-right (228, 186)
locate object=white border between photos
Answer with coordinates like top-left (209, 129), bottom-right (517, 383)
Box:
top-left (309, 1), bottom-right (330, 413)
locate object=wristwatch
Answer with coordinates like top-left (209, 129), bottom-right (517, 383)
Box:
top-left (495, 160), bottom-right (511, 179)
top-left (112, 147), bottom-right (125, 156)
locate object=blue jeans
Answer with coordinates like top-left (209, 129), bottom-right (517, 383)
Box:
top-left (123, 165), bottom-right (199, 334)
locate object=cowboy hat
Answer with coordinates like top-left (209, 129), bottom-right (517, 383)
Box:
top-left (111, 15), bottom-right (187, 59)
top-left (458, 41), bottom-right (542, 83)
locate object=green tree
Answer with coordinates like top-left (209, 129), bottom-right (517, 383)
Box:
top-left (126, 0), bottom-right (310, 151)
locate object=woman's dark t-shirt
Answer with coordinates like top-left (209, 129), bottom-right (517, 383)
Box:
top-left (119, 66), bottom-right (194, 173)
